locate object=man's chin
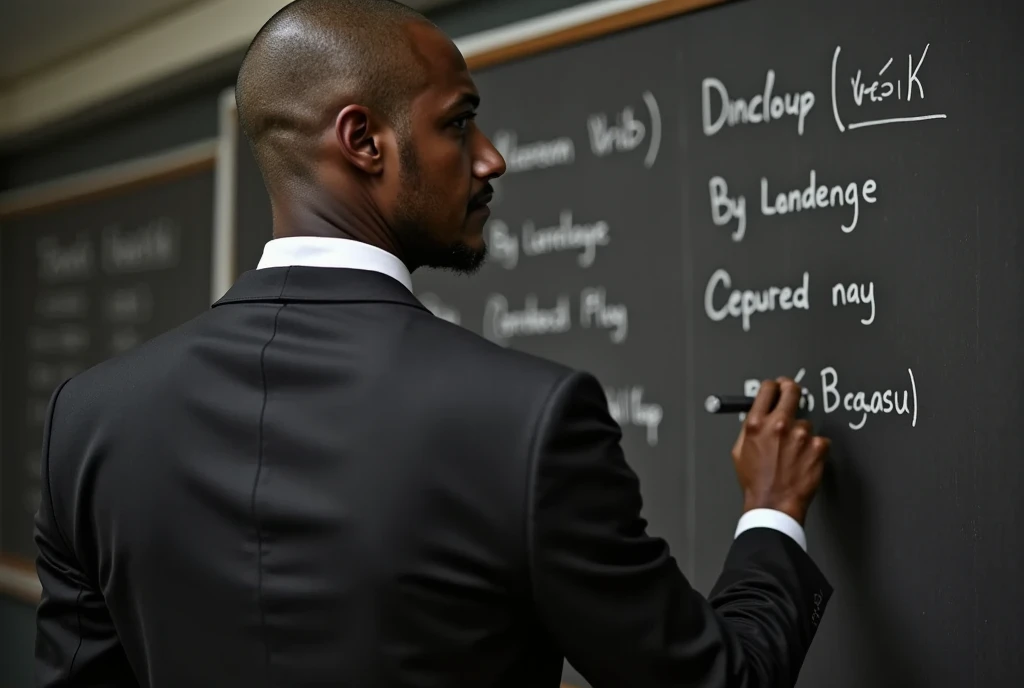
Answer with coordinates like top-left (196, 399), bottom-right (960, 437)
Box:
top-left (448, 241), bottom-right (488, 275)
top-left (421, 240), bottom-right (487, 275)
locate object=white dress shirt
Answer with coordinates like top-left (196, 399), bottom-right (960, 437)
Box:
top-left (258, 235), bottom-right (414, 292)
top-left (256, 236), bottom-right (807, 551)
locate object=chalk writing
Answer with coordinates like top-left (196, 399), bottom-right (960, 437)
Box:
top-left (761, 170), bottom-right (877, 233)
top-left (487, 220), bottom-right (519, 269)
top-left (832, 281), bottom-right (876, 325)
top-left (852, 43), bottom-right (931, 105)
top-left (35, 290), bottom-right (89, 319)
top-left (704, 269), bottom-right (810, 331)
top-left (104, 285), bottom-right (153, 323)
top-left (487, 212), bottom-right (611, 270)
top-left (606, 386), bottom-right (663, 446)
top-left (831, 44), bottom-right (947, 132)
top-left (524, 211), bottom-right (610, 267)
top-left (580, 287), bottom-right (628, 343)
top-left (703, 71), bottom-right (815, 136)
top-left (36, 235), bottom-right (94, 282)
top-left (588, 106), bottom-right (646, 156)
top-left (103, 216), bottom-right (179, 273)
top-left (821, 366), bottom-right (918, 430)
top-left (709, 176), bottom-right (747, 241)
top-left (493, 130), bottom-right (575, 173)
top-left (482, 288), bottom-right (628, 346)
top-left (28, 326), bottom-right (90, 355)
top-left (483, 293), bottom-right (571, 346)
top-left (743, 368), bottom-right (816, 414)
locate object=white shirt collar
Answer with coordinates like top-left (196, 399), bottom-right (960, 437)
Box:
top-left (256, 236), bottom-right (413, 293)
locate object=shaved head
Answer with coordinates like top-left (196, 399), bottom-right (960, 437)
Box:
top-left (235, 0), bottom-right (506, 274)
top-left (236, 0), bottom-right (430, 191)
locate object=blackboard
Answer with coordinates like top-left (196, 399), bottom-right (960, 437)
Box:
top-left (231, 0), bottom-right (1024, 685)
top-left (0, 146), bottom-right (218, 567)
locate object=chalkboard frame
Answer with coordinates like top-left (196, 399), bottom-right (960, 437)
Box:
top-left (0, 137), bottom-right (226, 601)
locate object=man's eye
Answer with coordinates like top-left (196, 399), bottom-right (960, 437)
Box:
top-left (453, 113), bottom-right (476, 130)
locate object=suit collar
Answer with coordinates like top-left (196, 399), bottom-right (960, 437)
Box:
top-left (256, 236), bottom-right (413, 292)
top-left (213, 266), bottom-right (428, 311)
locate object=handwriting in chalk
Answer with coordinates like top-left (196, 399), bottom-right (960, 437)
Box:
top-left (35, 290), bottom-right (89, 319)
top-left (587, 91), bottom-right (662, 168)
top-left (483, 293), bottom-right (572, 346)
top-left (832, 281), bottom-right (876, 325)
top-left (492, 129), bottom-right (575, 173)
top-left (742, 368), bottom-right (815, 421)
top-left (606, 385), bottom-right (663, 446)
top-left (36, 235), bottom-right (94, 282)
top-left (738, 367), bottom-right (919, 431)
top-left (822, 365), bottom-right (918, 430)
top-left (102, 217), bottom-right (180, 274)
top-left (487, 212), bottom-right (611, 270)
top-left (704, 269), bottom-right (810, 332)
top-left (709, 176), bottom-right (747, 241)
top-left (580, 287), bottom-right (628, 343)
top-left (702, 70), bottom-right (815, 137)
top-left (831, 44), bottom-right (947, 132)
top-left (588, 107), bottom-right (645, 156)
top-left (761, 170), bottom-right (877, 234)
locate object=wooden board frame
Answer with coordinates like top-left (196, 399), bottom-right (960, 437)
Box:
top-left (462, 0), bottom-right (729, 70)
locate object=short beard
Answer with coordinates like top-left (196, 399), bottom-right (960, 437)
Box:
top-left (434, 241), bottom-right (487, 275)
top-left (394, 136), bottom-right (488, 276)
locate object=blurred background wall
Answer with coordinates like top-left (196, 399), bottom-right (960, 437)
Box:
top-left (0, 1), bottom-right (586, 684)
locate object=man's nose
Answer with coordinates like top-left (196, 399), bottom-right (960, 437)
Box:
top-left (474, 133), bottom-right (506, 179)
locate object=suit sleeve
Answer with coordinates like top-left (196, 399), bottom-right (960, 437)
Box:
top-left (526, 371), bottom-right (833, 688)
top-left (34, 379), bottom-right (137, 687)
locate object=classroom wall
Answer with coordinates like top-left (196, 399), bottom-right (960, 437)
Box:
top-left (0, 1), bottom-right (589, 683)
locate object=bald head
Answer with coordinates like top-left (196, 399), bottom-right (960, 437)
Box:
top-left (236, 0), bottom-right (432, 191)
top-left (235, 0), bottom-right (505, 273)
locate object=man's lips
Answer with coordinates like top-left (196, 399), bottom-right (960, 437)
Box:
top-left (469, 187), bottom-right (493, 210)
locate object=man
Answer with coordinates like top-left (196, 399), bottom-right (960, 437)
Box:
top-left (34, 1), bottom-right (832, 686)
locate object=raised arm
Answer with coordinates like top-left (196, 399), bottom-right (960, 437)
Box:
top-left (527, 372), bottom-right (832, 687)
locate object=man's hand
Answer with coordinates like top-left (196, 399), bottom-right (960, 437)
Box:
top-left (732, 377), bottom-right (830, 525)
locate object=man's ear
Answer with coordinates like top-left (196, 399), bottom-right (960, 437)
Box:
top-left (334, 105), bottom-right (385, 175)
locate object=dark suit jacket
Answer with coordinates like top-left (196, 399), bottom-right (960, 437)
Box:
top-left (35, 266), bottom-right (832, 687)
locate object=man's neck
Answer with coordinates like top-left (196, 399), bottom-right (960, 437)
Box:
top-left (271, 201), bottom-right (410, 269)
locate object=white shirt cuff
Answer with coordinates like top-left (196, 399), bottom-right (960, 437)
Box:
top-left (735, 508), bottom-right (807, 552)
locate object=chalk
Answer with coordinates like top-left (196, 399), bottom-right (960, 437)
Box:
top-left (703, 394), bottom-right (754, 414)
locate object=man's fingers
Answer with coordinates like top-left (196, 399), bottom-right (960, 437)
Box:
top-left (746, 379), bottom-right (779, 425)
top-left (789, 419), bottom-right (813, 448)
top-left (772, 378), bottom-right (802, 421)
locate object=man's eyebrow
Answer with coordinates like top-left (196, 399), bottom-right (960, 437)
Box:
top-left (446, 92), bottom-right (480, 111)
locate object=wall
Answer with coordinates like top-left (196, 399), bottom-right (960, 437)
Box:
top-left (0, 1), bottom-right (590, 684)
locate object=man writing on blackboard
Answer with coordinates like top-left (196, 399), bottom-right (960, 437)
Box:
top-left (34, 1), bottom-right (833, 686)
